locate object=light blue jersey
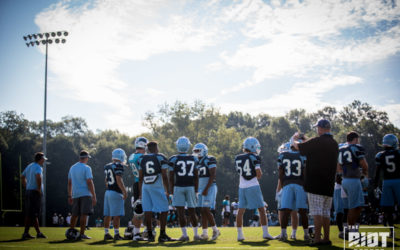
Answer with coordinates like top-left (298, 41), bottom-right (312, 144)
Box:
top-left (68, 162), bottom-right (93, 198)
top-left (22, 162), bottom-right (43, 191)
top-left (128, 153), bottom-right (142, 183)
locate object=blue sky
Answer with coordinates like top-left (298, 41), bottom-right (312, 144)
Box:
top-left (1, 0), bottom-right (399, 135)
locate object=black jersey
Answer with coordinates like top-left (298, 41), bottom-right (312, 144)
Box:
top-left (169, 154), bottom-right (199, 187)
top-left (277, 151), bottom-right (306, 186)
top-left (104, 162), bottom-right (124, 193)
top-left (375, 149), bottom-right (400, 180)
top-left (234, 153), bottom-right (260, 180)
top-left (138, 153), bottom-right (168, 184)
top-left (198, 155), bottom-right (217, 182)
top-left (338, 144), bottom-right (365, 178)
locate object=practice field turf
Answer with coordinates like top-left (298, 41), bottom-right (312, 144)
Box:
top-left (0, 226), bottom-right (398, 250)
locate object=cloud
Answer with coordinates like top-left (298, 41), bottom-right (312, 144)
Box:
top-left (217, 0), bottom-right (400, 95)
top-left (219, 75), bottom-right (363, 116)
top-left (34, 0), bottom-right (222, 135)
top-left (379, 104), bottom-right (400, 128)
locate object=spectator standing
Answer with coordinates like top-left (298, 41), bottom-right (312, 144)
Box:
top-left (21, 152), bottom-right (47, 239)
top-left (66, 213), bottom-right (71, 226)
top-left (67, 150), bottom-right (97, 239)
top-left (293, 119), bottom-right (338, 246)
top-left (58, 214), bottom-right (64, 227)
top-left (52, 213), bottom-right (59, 227)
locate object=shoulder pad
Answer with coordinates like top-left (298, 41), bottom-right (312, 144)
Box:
top-left (207, 156), bottom-right (217, 164)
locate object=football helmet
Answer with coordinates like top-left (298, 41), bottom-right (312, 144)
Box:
top-left (193, 143), bottom-right (208, 158)
top-left (176, 136), bottom-right (191, 153)
top-left (65, 228), bottom-right (80, 240)
top-left (243, 137), bottom-right (261, 155)
top-left (133, 199), bottom-right (144, 219)
top-left (277, 142), bottom-right (291, 153)
top-left (112, 148), bottom-right (127, 163)
top-left (124, 225), bottom-right (134, 239)
top-left (382, 134), bottom-right (398, 149)
top-left (135, 137), bottom-right (148, 149)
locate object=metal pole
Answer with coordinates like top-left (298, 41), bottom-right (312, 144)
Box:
top-left (42, 41), bottom-right (48, 227)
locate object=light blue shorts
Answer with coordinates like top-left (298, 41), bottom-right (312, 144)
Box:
top-left (238, 185), bottom-right (264, 209)
top-left (342, 178), bottom-right (364, 209)
top-left (142, 185), bottom-right (169, 213)
top-left (381, 179), bottom-right (400, 206)
top-left (280, 183), bottom-right (308, 210)
top-left (333, 188), bottom-right (345, 214)
top-left (276, 191), bottom-right (282, 209)
top-left (198, 184), bottom-right (217, 209)
top-left (173, 186), bottom-right (197, 208)
top-left (103, 190), bottom-right (124, 217)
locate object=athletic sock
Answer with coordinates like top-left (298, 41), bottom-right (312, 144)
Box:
top-left (212, 225), bottom-right (218, 232)
top-left (281, 228), bottom-right (287, 235)
top-left (114, 228), bottom-right (119, 235)
top-left (303, 228), bottom-right (309, 236)
top-left (133, 227), bottom-right (140, 235)
top-left (262, 225), bottom-right (269, 234)
top-left (203, 229), bottom-right (208, 235)
top-left (104, 228), bottom-right (109, 234)
top-left (193, 226), bottom-right (198, 236)
top-left (181, 227), bottom-right (187, 237)
top-left (291, 229), bottom-right (297, 236)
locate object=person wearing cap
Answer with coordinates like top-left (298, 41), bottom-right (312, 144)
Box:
top-left (21, 152), bottom-right (47, 239)
top-left (67, 150), bottom-right (97, 240)
top-left (292, 119), bottom-right (338, 246)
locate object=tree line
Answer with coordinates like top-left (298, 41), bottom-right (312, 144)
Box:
top-left (0, 100), bottom-right (398, 226)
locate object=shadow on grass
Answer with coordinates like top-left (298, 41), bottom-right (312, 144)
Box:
top-left (87, 240), bottom-right (117, 246)
top-left (114, 240), bottom-right (217, 248)
top-left (0, 238), bottom-right (29, 243)
top-left (48, 239), bottom-right (81, 244)
top-left (238, 239), bottom-right (270, 247)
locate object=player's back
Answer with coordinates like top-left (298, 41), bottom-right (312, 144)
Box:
top-left (375, 149), bottom-right (400, 180)
top-left (169, 154), bottom-right (198, 187)
top-left (140, 153), bottom-right (168, 187)
top-left (198, 155), bottom-right (217, 187)
top-left (234, 153), bottom-right (259, 181)
top-left (278, 151), bottom-right (306, 186)
top-left (338, 144), bottom-right (365, 178)
top-left (104, 162), bottom-right (124, 193)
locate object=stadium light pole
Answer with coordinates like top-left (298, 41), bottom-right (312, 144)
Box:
top-left (23, 31), bottom-right (68, 226)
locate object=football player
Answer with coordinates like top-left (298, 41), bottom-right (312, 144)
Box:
top-left (275, 141), bottom-right (299, 240)
top-left (234, 137), bottom-right (274, 241)
top-left (274, 138), bottom-right (309, 241)
top-left (169, 136), bottom-right (200, 241)
top-left (128, 137), bottom-right (148, 241)
top-left (222, 195), bottom-right (231, 227)
top-left (138, 141), bottom-right (173, 242)
top-left (193, 143), bottom-right (220, 240)
top-left (103, 148), bottom-right (127, 241)
top-left (374, 134), bottom-right (400, 236)
top-left (337, 131), bottom-right (368, 236)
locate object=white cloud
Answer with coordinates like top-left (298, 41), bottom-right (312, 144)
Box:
top-left (217, 0), bottom-right (400, 95)
top-left (219, 75), bottom-right (363, 116)
top-left (34, 0), bottom-right (222, 135)
top-left (379, 104), bottom-right (400, 129)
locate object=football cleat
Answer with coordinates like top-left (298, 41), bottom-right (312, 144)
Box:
top-left (193, 235), bottom-right (202, 241)
top-left (36, 233), bottom-right (47, 239)
top-left (200, 234), bottom-right (209, 240)
top-left (177, 235), bottom-right (190, 241)
top-left (80, 234), bottom-right (91, 240)
top-left (114, 234), bottom-right (124, 241)
top-left (22, 233), bottom-right (35, 240)
top-left (158, 233), bottom-right (174, 242)
top-left (274, 234), bottom-right (287, 241)
top-left (263, 233), bottom-right (275, 240)
top-left (104, 233), bottom-right (113, 240)
top-left (132, 233), bottom-right (144, 241)
top-left (211, 230), bottom-right (221, 240)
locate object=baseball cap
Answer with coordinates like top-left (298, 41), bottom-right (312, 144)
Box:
top-left (313, 119), bottom-right (331, 129)
top-left (79, 150), bottom-right (91, 158)
top-left (34, 152), bottom-right (48, 162)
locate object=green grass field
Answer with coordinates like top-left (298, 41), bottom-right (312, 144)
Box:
top-left (0, 226), bottom-right (398, 250)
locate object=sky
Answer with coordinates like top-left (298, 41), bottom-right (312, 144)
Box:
top-left (0, 0), bottom-right (399, 136)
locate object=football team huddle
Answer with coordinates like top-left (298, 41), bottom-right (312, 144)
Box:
top-left (21, 128), bottom-right (400, 244)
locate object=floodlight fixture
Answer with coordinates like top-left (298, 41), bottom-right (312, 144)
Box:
top-left (22, 30), bottom-right (68, 227)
